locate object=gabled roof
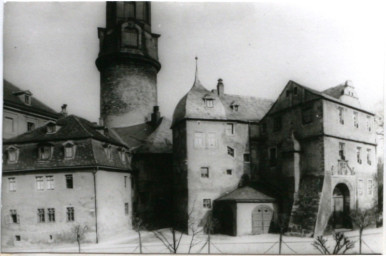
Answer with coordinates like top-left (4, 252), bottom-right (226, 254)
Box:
top-left (322, 84), bottom-right (346, 99)
top-left (3, 80), bottom-right (60, 119)
top-left (216, 186), bottom-right (276, 203)
top-left (4, 115), bottom-right (125, 147)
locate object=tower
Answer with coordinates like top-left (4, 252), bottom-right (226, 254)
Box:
top-left (96, 2), bottom-right (161, 128)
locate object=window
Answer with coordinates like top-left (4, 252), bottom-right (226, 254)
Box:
top-left (122, 28), bottom-right (138, 47)
top-left (203, 199), bottom-right (211, 209)
top-left (15, 235), bottom-right (21, 241)
top-left (124, 176), bottom-right (128, 188)
top-left (66, 175), bottom-right (73, 189)
top-left (356, 147), bottom-right (362, 164)
top-left (207, 132), bottom-right (216, 148)
top-left (7, 146), bottom-right (19, 163)
top-left (293, 87), bottom-right (298, 95)
top-left (136, 2), bottom-right (144, 19)
top-left (302, 108), bottom-right (313, 124)
top-left (269, 147), bottom-right (277, 166)
top-left (338, 107), bottom-right (344, 125)
top-left (10, 209), bottom-right (19, 224)
top-left (273, 116), bottom-right (282, 132)
top-left (205, 99), bottom-right (214, 108)
top-left (367, 149), bottom-right (372, 165)
top-left (124, 203), bottom-right (129, 216)
top-left (4, 117), bottom-right (14, 133)
top-left (48, 208), bottom-right (55, 222)
top-left (201, 167), bottom-right (209, 178)
top-left (227, 146), bottom-right (234, 157)
top-left (232, 105), bottom-right (239, 112)
top-left (36, 176), bottom-right (44, 191)
top-left (46, 124), bottom-right (56, 134)
top-left (244, 153), bottom-right (250, 162)
top-left (64, 142), bottom-right (75, 159)
top-left (353, 111), bottom-right (359, 128)
top-left (194, 132), bottom-right (205, 148)
top-left (339, 143), bottom-right (345, 160)
top-left (103, 144), bottom-right (112, 160)
top-left (226, 123), bottom-right (234, 135)
top-left (67, 207), bottom-right (74, 222)
top-left (286, 90), bottom-right (290, 97)
top-left (24, 94), bottom-right (31, 105)
top-left (46, 176), bottom-right (54, 190)
top-left (38, 209), bottom-right (45, 223)
top-left (366, 116), bottom-right (372, 132)
top-left (358, 179), bottom-right (364, 196)
top-left (367, 179), bottom-right (373, 196)
top-left (119, 149), bottom-right (127, 163)
top-left (226, 169), bottom-right (232, 175)
top-left (9, 178), bottom-right (16, 192)
top-left (39, 146), bottom-right (52, 160)
top-left (117, 2), bottom-right (135, 19)
top-left (27, 122), bottom-right (35, 131)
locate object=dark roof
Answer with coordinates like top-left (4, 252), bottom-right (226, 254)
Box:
top-left (322, 84), bottom-right (346, 99)
top-left (111, 117), bottom-right (173, 154)
top-left (4, 115), bottom-right (126, 147)
top-left (172, 76), bottom-right (273, 126)
top-left (216, 186), bottom-right (276, 203)
top-left (3, 80), bottom-right (60, 119)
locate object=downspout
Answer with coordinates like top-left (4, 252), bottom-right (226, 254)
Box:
top-left (247, 122), bottom-right (253, 179)
top-left (93, 167), bottom-right (99, 243)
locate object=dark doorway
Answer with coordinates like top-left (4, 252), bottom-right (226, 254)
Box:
top-left (333, 183), bottom-right (351, 229)
top-left (216, 204), bottom-right (235, 236)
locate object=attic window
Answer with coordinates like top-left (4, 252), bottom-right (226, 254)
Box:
top-left (293, 87), bottom-right (298, 95)
top-left (46, 122), bottom-right (60, 134)
top-left (118, 148), bottom-right (127, 163)
top-left (39, 145), bottom-right (53, 161)
top-left (230, 102), bottom-right (239, 112)
top-left (63, 141), bottom-right (76, 159)
top-left (103, 144), bottom-right (113, 160)
top-left (24, 95), bottom-right (31, 105)
top-left (203, 95), bottom-right (214, 108)
top-left (7, 146), bottom-right (19, 164)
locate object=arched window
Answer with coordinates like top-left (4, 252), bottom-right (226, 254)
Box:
top-left (6, 146), bottom-right (19, 164)
top-left (122, 27), bottom-right (138, 48)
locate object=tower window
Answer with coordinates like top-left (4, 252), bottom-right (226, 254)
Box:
top-left (353, 111), bottom-right (359, 128)
top-left (15, 235), bottom-right (21, 241)
top-left (358, 179), bottom-right (364, 196)
top-left (338, 107), bottom-right (344, 125)
top-left (356, 147), bottom-right (362, 164)
top-left (10, 209), bottom-right (19, 224)
top-left (122, 28), bottom-right (138, 48)
top-left (226, 169), bottom-right (233, 175)
top-left (66, 174), bottom-right (73, 189)
top-left (117, 2), bottom-right (135, 19)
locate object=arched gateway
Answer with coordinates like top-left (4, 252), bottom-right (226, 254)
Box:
top-left (332, 183), bottom-right (351, 229)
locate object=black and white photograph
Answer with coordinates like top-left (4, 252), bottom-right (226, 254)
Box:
top-left (1, 1), bottom-right (385, 254)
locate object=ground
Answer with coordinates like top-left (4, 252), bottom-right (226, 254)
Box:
top-left (3, 227), bottom-right (383, 254)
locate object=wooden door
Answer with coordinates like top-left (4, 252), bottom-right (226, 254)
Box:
top-left (252, 205), bottom-right (273, 235)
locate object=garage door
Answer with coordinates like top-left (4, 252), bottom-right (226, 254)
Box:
top-left (252, 205), bottom-right (273, 235)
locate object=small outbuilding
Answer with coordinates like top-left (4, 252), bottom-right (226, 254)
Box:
top-left (214, 186), bottom-right (277, 236)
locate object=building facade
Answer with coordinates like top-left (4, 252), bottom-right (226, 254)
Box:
top-left (2, 115), bottom-right (132, 246)
top-left (3, 80), bottom-right (61, 139)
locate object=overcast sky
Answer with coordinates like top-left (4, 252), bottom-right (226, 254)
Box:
top-left (3, 1), bottom-right (385, 122)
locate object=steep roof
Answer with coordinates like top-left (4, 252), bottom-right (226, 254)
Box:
top-left (4, 115), bottom-right (125, 147)
top-left (172, 77), bottom-right (273, 126)
top-left (111, 117), bottom-right (173, 154)
top-left (3, 80), bottom-right (60, 119)
top-left (216, 186), bottom-right (276, 203)
top-left (322, 84), bottom-right (346, 99)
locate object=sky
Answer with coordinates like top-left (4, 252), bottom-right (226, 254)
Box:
top-left (3, 1), bottom-right (386, 123)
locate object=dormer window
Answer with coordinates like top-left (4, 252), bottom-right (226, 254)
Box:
top-left (230, 102), bottom-right (239, 112)
top-left (6, 146), bottom-right (19, 164)
top-left (118, 148), bottom-right (127, 163)
top-left (203, 94), bottom-right (214, 108)
top-left (103, 144), bottom-right (113, 160)
top-left (63, 141), bottom-right (76, 160)
top-left (46, 121), bottom-right (60, 134)
top-left (13, 90), bottom-right (32, 105)
top-left (39, 144), bottom-right (53, 161)
top-left (24, 95), bottom-right (31, 105)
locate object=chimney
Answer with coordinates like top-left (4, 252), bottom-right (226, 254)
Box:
top-left (61, 104), bottom-right (68, 117)
top-left (217, 78), bottom-right (224, 96)
top-left (151, 106), bottom-right (161, 126)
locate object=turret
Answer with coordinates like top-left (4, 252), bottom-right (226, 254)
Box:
top-left (96, 1), bottom-right (161, 128)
